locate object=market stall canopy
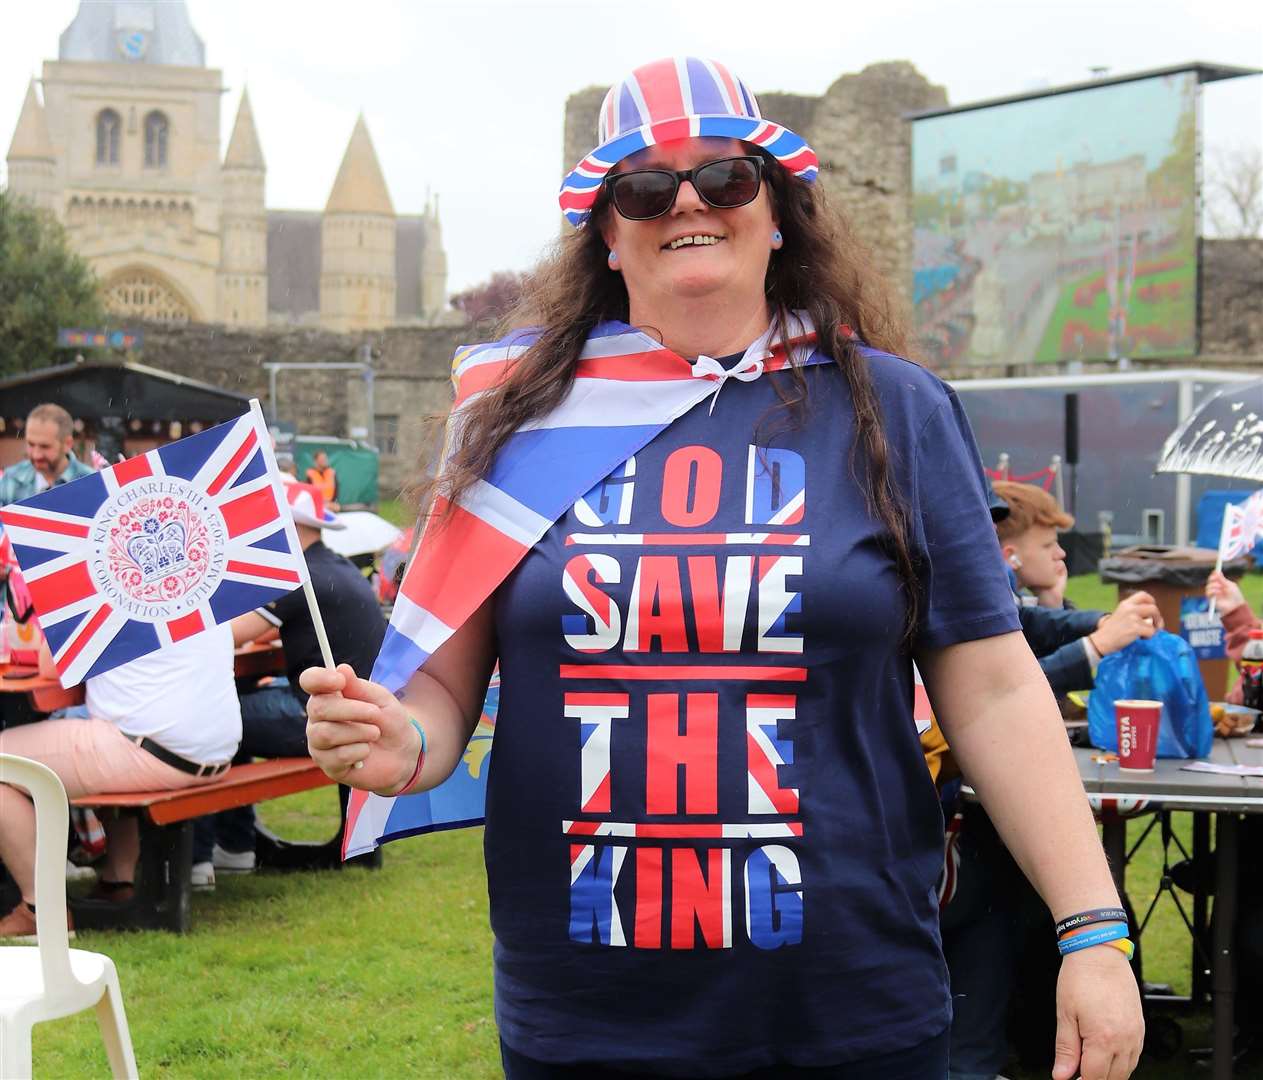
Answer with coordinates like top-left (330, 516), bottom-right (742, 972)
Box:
top-left (1157, 378), bottom-right (1263, 483)
top-left (0, 360), bottom-right (248, 423)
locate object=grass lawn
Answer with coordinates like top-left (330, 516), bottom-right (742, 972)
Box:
top-left (20, 571), bottom-right (1260, 1076)
top-left (33, 798), bottom-right (502, 1078)
top-left (376, 497), bottom-right (412, 527)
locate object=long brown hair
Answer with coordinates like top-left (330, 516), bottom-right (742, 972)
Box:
top-left (419, 154), bottom-right (922, 637)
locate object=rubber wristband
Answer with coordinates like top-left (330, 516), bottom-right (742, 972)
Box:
top-left (394, 717), bottom-right (428, 796)
top-left (1058, 919), bottom-right (1127, 943)
top-left (1107, 938), bottom-right (1136, 961)
top-left (1055, 907), bottom-right (1129, 937)
top-left (1058, 924), bottom-right (1130, 955)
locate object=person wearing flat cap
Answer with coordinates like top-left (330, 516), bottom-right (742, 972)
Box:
top-left (301, 58), bottom-right (1142, 1079)
top-left (192, 483), bottom-right (384, 886)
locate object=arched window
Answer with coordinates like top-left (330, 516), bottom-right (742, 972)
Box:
top-left (103, 268), bottom-right (193, 323)
top-left (96, 108), bottom-right (121, 165)
top-left (144, 111), bottom-right (169, 168)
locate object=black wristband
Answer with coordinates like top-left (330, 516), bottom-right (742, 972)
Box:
top-left (1055, 907), bottom-right (1129, 938)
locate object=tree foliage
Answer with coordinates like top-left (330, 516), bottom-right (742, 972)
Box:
top-left (1205, 145), bottom-right (1263, 240)
top-left (0, 189), bottom-right (104, 375)
top-left (449, 269), bottom-right (529, 327)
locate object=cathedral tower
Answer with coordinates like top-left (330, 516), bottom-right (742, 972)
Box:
top-left (6, 80), bottom-right (57, 214)
top-left (319, 115), bottom-right (396, 332)
top-left (7, 2), bottom-right (447, 329)
top-left (39, 0), bottom-right (221, 322)
top-left (218, 89), bottom-right (267, 326)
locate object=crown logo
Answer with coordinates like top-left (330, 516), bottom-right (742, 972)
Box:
top-left (126, 517), bottom-right (188, 582)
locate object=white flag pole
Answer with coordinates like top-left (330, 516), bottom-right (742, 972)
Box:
top-left (248, 398), bottom-right (337, 673)
top-left (1209, 505), bottom-right (1235, 620)
top-left (302, 578), bottom-right (336, 671)
top-left (248, 398), bottom-right (359, 766)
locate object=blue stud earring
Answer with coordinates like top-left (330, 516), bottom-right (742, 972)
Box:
top-left (608, 250), bottom-right (619, 269)
top-left (771, 229), bottom-right (783, 247)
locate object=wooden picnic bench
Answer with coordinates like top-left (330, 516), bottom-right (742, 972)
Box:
top-left (70, 757), bottom-right (381, 933)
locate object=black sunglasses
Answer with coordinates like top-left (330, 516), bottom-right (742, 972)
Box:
top-left (605, 155), bottom-right (764, 221)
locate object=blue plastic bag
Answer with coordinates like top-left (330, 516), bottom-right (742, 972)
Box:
top-left (1087, 631), bottom-right (1213, 759)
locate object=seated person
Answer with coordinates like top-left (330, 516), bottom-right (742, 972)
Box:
top-left (0, 626), bottom-right (240, 939)
top-left (995, 481), bottom-right (1163, 695)
top-left (992, 480), bottom-right (1073, 608)
top-left (939, 484), bottom-right (1161, 1079)
top-left (192, 483), bottom-right (385, 886)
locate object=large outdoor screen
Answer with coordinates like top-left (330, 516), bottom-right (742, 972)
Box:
top-left (912, 72), bottom-right (1198, 369)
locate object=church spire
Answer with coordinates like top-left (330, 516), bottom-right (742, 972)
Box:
top-left (7, 79), bottom-right (54, 162)
top-left (223, 87), bottom-right (265, 170)
top-left (325, 113), bottom-right (394, 216)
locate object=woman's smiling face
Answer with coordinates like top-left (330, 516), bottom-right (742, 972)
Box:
top-left (601, 137), bottom-right (780, 325)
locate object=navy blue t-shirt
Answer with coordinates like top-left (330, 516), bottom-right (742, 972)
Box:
top-left (487, 347), bottom-right (1019, 1075)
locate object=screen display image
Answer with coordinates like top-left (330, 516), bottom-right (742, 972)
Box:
top-left (912, 72), bottom-right (1198, 369)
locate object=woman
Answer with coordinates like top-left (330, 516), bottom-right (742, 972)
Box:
top-left (303, 58), bottom-right (1142, 1079)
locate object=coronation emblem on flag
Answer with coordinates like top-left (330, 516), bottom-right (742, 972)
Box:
top-left (0, 401), bottom-right (308, 686)
top-left (92, 479), bottom-right (226, 617)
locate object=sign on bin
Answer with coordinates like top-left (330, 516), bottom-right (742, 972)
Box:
top-left (1180, 596), bottom-right (1226, 660)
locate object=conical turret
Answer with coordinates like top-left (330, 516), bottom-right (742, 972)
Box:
top-left (320, 113), bottom-right (396, 332)
top-left (6, 80), bottom-right (57, 213)
top-left (223, 87), bottom-right (265, 171)
top-left (325, 114), bottom-right (394, 216)
top-left (219, 88), bottom-right (268, 327)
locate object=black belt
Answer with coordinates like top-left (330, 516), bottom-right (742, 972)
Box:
top-left (128, 735), bottom-right (230, 778)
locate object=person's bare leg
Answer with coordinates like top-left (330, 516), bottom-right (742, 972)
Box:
top-left (100, 817), bottom-right (139, 883)
top-left (0, 784), bottom-right (38, 904)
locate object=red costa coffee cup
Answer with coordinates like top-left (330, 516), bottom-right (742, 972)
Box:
top-left (1115, 699), bottom-right (1162, 771)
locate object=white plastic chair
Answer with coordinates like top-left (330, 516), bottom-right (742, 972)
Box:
top-left (0, 754), bottom-right (139, 1079)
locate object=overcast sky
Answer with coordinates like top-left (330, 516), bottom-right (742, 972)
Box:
top-left (2, 0), bottom-right (1260, 293)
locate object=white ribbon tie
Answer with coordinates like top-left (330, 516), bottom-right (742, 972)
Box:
top-left (692, 353), bottom-right (766, 415)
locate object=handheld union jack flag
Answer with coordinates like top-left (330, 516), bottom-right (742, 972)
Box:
top-left (1218, 490), bottom-right (1263, 562)
top-left (0, 400), bottom-right (308, 686)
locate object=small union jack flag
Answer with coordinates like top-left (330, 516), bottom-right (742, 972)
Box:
top-left (1219, 490), bottom-right (1263, 562)
top-left (0, 401), bottom-right (307, 686)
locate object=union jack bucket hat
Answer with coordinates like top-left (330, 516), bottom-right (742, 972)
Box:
top-left (559, 57), bottom-right (819, 228)
top-left (285, 482), bottom-right (345, 530)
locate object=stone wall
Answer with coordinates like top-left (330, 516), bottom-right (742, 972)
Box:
top-left (133, 318), bottom-right (471, 496)
top-left (1199, 237), bottom-right (1263, 362)
top-left (810, 63), bottom-right (947, 299)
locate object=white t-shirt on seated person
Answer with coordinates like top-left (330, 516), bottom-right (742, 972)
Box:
top-left (84, 625), bottom-right (241, 764)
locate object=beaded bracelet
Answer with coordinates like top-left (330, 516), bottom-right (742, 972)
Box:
top-left (394, 717), bottom-right (428, 796)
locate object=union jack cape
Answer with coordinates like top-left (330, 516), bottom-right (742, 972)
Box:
top-left (0, 401), bottom-right (308, 686)
top-left (344, 315), bottom-right (827, 856)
